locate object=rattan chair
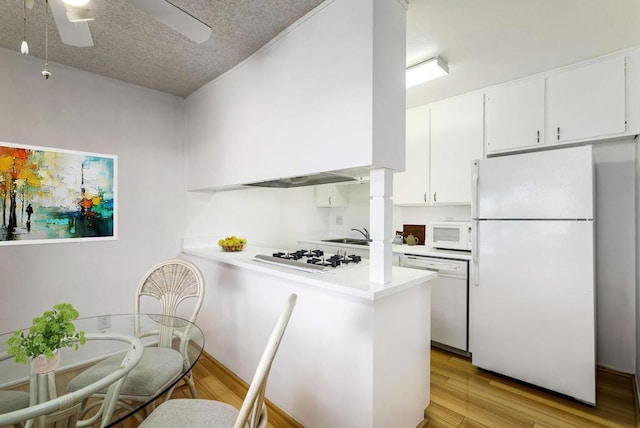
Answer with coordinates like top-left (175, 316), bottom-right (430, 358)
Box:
top-left (0, 332), bottom-right (144, 428)
top-left (67, 259), bottom-right (205, 420)
top-left (0, 352), bottom-right (31, 428)
top-left (139, 294), bottom-right (297, 428)
top-left (0, 391), bottom-right (30, 428)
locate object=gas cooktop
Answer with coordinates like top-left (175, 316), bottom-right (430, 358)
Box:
top-left (254, 249), bottom-right (363, 273)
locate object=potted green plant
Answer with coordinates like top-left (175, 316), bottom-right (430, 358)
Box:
top-left (6, 303), bottom-right (86, 373)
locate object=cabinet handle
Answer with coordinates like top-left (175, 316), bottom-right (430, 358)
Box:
top-left (329, 196), bottom-right (332, 205)
top-left (424, 192), bottom-right (427, 202)
top-left (536, 130), bottom-right (540, 143)
top-left (433, 192), bottom-right (437, 202)
top-left (557, 127), bottom-right (560, 141)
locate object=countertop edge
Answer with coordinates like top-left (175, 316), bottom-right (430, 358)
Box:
top-left (181, 245), bottom-right (435, 301)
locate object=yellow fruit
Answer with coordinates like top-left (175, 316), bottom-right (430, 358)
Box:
top-left (219, 235), bottom-right (246, 251)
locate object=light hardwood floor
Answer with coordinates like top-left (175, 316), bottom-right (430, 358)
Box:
top-left (425, 347), bottom-right (638, 428)
top-left (114, 348), bottom-right (638, 428)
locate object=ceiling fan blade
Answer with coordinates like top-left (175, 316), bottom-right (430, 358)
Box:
top-left (48, 0), bottom-right (94, 47)
top-left (126, 0), bottom-right (212, 44)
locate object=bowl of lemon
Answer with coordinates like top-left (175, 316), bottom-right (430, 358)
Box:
top-left (218, 236), bottom-right (247, 252)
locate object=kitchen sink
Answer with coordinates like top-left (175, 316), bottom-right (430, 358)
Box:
top-left (321, 238), bottom-right (370, 246)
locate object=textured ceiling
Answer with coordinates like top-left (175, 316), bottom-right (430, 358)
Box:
top-left (1, 1), bottom-right (640, 102)
top-left (0, 0), bottom-right (325, 97)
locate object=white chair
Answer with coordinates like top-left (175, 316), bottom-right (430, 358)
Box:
top-left (67, 259), bottom-right (205, 419)
top-left (0, 332), bottom-right (144, 428)
top-left (0, 352), bottom-right (31, 428)
top-left (0, 391), bottom-right (30, 428)
top-left (139, 293), bottom-right (297, 428)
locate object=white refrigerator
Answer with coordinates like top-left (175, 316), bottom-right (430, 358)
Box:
top-left (470, 145), bottom-right (596, 405)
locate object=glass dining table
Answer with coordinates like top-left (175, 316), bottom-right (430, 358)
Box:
top-left (0, 313), bottom-right (204, 427)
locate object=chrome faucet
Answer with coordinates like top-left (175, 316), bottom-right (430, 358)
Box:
top-left (351, 227), bottom-right (370, 241)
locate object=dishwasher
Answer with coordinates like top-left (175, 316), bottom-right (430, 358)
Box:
top-left (400, 254), bottom-right (469, 355)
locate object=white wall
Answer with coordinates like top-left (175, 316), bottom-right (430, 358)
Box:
top-left (184, 181), bottom-right (471, 248)
top-left (184, 186), bottom-right (329, 250)
top-left (593, 141), bottom-right (637, 372)
top-left (0, 48), bottom-right (185, 332)
top-left (183, 0), bottom-right (406, 191)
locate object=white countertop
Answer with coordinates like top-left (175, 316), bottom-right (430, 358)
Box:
top-left (298, 239), bottom-right (473, 261)
top-left (181, 242), bottom-right (435, 301)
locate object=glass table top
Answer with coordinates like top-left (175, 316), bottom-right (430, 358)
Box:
top-left (0, 313), bottom-right (205, 427)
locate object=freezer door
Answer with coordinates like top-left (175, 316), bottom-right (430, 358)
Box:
top-left (469, 220), bottom-right (595, 404)
top-left (475, 145), bottom-right (593, 219)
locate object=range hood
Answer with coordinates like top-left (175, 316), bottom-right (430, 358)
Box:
top-left (245, 172), bottom-right (357, 188)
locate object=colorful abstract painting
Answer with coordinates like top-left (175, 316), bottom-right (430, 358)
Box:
top-left (0, 142), bottom-right (116, 245)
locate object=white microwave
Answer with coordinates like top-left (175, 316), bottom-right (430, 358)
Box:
top-left (427, 221), bottom-right (472, 251)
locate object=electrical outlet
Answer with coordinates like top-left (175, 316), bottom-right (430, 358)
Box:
top-left (98, 314), bottom-right (111, 330)
top-left (336, 216), bottom-right (343, 225)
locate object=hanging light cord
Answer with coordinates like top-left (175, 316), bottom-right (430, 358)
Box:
top-left (22, 0), bottom-right (27, 42)
top-left (42, 0), bottom-right (51, 79)
top-left (20, 0), bottom-right (29, 55)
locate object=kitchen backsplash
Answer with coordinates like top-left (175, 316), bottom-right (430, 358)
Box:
top-left (184, 182), bottom-right (471, 249)
top-left (325, 183), bottom-right (471, 240)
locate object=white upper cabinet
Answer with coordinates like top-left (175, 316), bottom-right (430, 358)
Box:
top-left (430, 92), bottom-right (484, 204)
top-left (315, 184), bottom-right (348, 207)
top-left (393, 105), bottom-right (430, 205)
top-left (484, 77), bottom-right (545, 154)
top-left (547, 56), bottom-right (626, 143)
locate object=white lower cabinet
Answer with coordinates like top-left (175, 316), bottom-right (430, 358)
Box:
top-left (430, 92), bottom-right (484, 204)
top-left (315, 184), bottom-right (348, 207)
top-left (394, 105), bottom-right (430, 205)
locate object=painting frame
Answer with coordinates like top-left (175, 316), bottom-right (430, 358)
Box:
top-left (0, 141), bottom-right (117, 246)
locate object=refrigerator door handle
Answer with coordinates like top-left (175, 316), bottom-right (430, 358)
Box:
top-left (471, 160), bottom-right (479, 220)
top-left (472, 219), bottom-right (479, 286)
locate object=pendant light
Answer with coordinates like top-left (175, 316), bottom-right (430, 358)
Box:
top-left (20, 0), bottom-right (28, 55)
top-left (42, 0), bottom-right (51, 79)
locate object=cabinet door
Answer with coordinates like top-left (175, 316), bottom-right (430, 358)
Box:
top-left (394, 105), bottom-right (429, 205)
top-left (430, 92), bottom-right (484, 204)
top-left (548, 56), bottom-right (626, 143)
top-left (315, 184), bottom-right (348, 207)
top-left (484, 77), bottom-right (545, 154)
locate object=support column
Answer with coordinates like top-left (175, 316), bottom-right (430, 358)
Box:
top-left (369, 168), bottom-right (393, 289)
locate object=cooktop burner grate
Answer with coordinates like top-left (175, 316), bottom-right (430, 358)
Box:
top-left (254, 249), bottom-right (363, 273)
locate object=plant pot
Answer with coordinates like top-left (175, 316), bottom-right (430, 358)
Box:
top-left (31, 351), bottom-right (60, 374)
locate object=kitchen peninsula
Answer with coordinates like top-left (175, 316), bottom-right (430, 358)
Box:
top-left (182, 239), bottom-right (435, 428)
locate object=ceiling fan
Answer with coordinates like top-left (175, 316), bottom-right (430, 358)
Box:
top-left (26, 0), bottom-right (212, 48)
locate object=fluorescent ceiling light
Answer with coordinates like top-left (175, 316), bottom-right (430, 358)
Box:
top-left (63, 0), bottom-right (90, 6)
top-left (406, 57), bottom-right (449, 88)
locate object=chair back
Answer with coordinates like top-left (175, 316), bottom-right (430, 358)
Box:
top-left (234, 294), bottom-right (297, 428)
top-left (135, 259), bottom-right (204, 349)
top-left (0, 333), bottom-right (144, 428)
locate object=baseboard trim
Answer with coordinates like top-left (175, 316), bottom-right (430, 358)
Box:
top-left (200, 350), bottom-right (304, 428)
